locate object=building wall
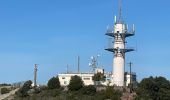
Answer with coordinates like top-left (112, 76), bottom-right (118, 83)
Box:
top-left (58, 73), bottom-right (94, 86)
top-left (58, 72), bottom-right (137, 87)
top-left (124, 73), bottom-right (137, 86)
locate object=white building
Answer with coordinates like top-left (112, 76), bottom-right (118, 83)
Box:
top-left (58, 68), bottom-right (108, 86)
top-left (58, 73), bottom-right (94, 86)
top-left (124, 72), bottom-right (137, 87)
top-left (58, 73), bottom-right (113, 86)
top-left (58, 70), bottom-right (136, 86)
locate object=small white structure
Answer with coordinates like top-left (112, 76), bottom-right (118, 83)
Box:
top-left (95, 68), bottom-right (104, 74)
top-left (31, 83), bottom-right (39, 87)
top-left (124, 72), bottom-right (137, 86)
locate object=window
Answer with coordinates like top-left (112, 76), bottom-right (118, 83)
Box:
top-left (62, 77), bottom-right (65, 79)
top-left (83, 78), bottom-right (90, 80)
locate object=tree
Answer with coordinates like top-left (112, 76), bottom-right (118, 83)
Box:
top-left (92, 72), bottom-right (106, 85)
top-left (1, 87), bottom-right (10, 94)
top-left (82, 85), bottom-right (96, 95)
top-left (135, 76), bottom-right (170, 100)
top-left (47, 76), bottom-right (60, 89)
top-left (16, 80), bottom-right (32, 97)
top-left (0, 83), bottom-right (11, 86)
top-left (95, 86), bottom-right (122, 100)
top-left (68, 75), bottom-right (84, 91)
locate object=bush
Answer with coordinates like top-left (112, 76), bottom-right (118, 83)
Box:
top-left (95, 86), bottom-right (122, 100)
top-left (92, 72), bottom-right (105, 81)
top-left (16, 80), bottom-right (32, 97)
top-left (47, 76), bottom-right (60, 89)
top-left (33, 88), bottom-right (41, 94)
top-left (0, 83), bottom-right (11, 87)
top-left (92, 72), bottom-right (106, 85)
top-left (40, 85), bottom-right (48, 91)
top-left (81, 85), bottom-right (96, 95)
top-left (1, 87), bottom-right (10, 94)
top-left (68, 75), bottom-right (84, 91)
top-left (135, 76), bottom-right (170, 100)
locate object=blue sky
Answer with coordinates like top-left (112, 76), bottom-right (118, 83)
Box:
top-left (0, 0), bottom-right (170, 84)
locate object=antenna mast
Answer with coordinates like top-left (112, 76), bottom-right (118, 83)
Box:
top-left (118, 0), bottom-right (122, 23)
top-left (67, 64), bottom-right (69, 74)
top-left (128, 62), bottom-right (133, 93)
top-left (78, 56), bottom-right (80, 73)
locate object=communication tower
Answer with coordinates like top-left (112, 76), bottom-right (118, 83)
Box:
top-left (105, 0), bottom-right (135, 86)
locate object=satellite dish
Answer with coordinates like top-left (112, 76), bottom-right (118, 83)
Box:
top-left (91, 56), bottom-right (94, 60)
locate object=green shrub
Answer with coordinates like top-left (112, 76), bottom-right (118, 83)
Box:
top-left (92, 72), bottom-right (106, 85)
top-left (15, 80), bottom-right (32, 97)
top-left (94, 86), bottom-right (122, 100)
top-left (1, 87), bottom-right (10, 94)
top-left (81, 85), bottom-right (96, 95)
top-left (40, 85), bottom-right (48, 91)
top-left (135, 76), bottom-right (170, 100)
top-left (68, 75), bottom-right (84, 91)
top-left (92, 72), bottom-right (105, 81)
top-left (48, 76), bottom-right (60, 89)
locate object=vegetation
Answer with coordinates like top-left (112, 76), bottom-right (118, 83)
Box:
top-left (92, 72), bottom-right (105, 81)
top-left (1, 87), bottom-right (10, 94)
top-left (15, 80), bottom-right (32, 97)
top-left (92, 72), bottom-right (106, 85)
top-left (135, 76), bottom-right (170, 100)
top-left (47, 76), bottom-right (60, 89)
top-left (0, 83), bottom-right (11, 87)
top-left (94, 86), bottom-right (122, 100)
top-left (81, 85), bottom-right (96, 95)
top-left (14, 75), bottom-right (122, 100)
top-left (14, 86), bottom-right (122, 100)
top-left (68, 75), bottom-right (84, 91)
top-left (14, 75), bottom-right (170, 100)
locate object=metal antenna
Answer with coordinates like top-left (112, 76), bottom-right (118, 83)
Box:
top-left (118, 0), bottom-right (122, 23)
top-left (78, 56), bottom-right (80, 73)
top-left (67, 64), bottom-right (69, 74)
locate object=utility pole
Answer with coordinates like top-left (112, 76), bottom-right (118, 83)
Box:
top-left (67, 64), bottom-right (68, 74)
top-left (78, 56), bottom-right (80, 73)
top-left (34, 64), bottom-right (38, 88)
top-left (118, 0), bottom-right (122, 23)
top-left (128, 62), bottom-right (133, 93)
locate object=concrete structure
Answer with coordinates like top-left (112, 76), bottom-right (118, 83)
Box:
top-left (124, 72), bottom-right (137, 86)
top-left (105, 0), bottom-right (135, 86)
